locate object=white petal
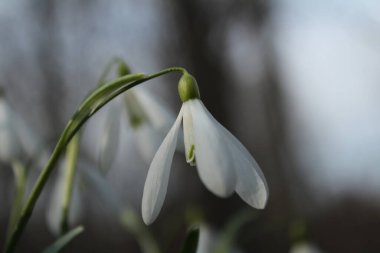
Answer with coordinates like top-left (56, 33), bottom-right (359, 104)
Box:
top-left (134, 124), bottom-right (165, 163)
top-left (13, 112), bottom-right (42, 161)
top-left (290, 242), bottom-right (323, 253)
top-left (78, 161), bottom-right (121, 211)
top-left (196, 225), bottom-right (216, 253)
top-left (98, 102), bottom-right (122, 173)
top-left (187, 100), bottom-right (236, 197)
top-left (133, 87), bottom-right (185, 153)
top-left (46, 162), bottom-right (82, 235)
top-left (192, 100), bottom-right (268, 208)
top-left (133, 87), bottom-right (175, 129)
top-left (141, 107), bottom-right (183, 225)
top-left (183, 103), bottom-right (195, 164)
top-left (0, 99), bottom-right (21, 162)
top-left (220, 124), bottom-right (268, 209)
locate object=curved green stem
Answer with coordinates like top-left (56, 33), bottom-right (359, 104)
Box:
top-left (120, 209), bottom-right (161, 253)
top-left (60, 134), bottom-right (80, 235)
top-left (4, 66), bottom-right (187, 253)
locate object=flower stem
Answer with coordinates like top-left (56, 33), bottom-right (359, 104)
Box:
top-left (120, 208), bottom-right (161, 253)
top-left (4, 66), bottom-right (187, 253)
top-left (60, 134), bottom-right (80, 235)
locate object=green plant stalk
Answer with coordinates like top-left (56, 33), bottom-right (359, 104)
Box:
top-left (213, 210), bottom-right (257, 253)
top-left (4, 67), bottom-right (187, 253)
top-left (120, 209), bottom-right (161, 253)
top-left (5, 161), bottom-right (27, 244)
top-left (42, 226), bottom-right (84, 253)
top-left (60, 134), bottom-right (80, 235)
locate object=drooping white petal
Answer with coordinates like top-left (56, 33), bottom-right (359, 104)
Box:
top-left (133, 87), bottom-right (175, 129)
top-left (0, 98), bottom-right (45, 165)
top-left (98, 102), bottom-right (122, 173)
top-left (141, 107), bottom-right (183, 225)
top-left (13, 112), bottom-right (42, 161)
top-left (196, 225), bottom-right (245, 253)
top-left (187, 100), bottom-right (236, 197)
top-left (0, 99), bottom-right (21, 162)
top-left (289, 242), bottom-right (323, 253)
top-left (219, 124), bottom-right (268, 209)
top-left (133, 87), bottom-right (185, 153)
top-left (191, 100), bottom-right (268, 208)
top-left (78, 161), bottom-right (121, 212)
top-left (134, 124), bottom-right (165, 163)
top-left (46, 162), bottom-right (82, 235)
top-left (183, 103), bottom-right (196, 165)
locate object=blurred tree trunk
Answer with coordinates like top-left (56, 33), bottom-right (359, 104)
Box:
top-left (161, 0), bottom-right (228, 123)
top-left (159, 0), bottom-right (317, 252)
top-left (34, 0), bottom-right (65, 139)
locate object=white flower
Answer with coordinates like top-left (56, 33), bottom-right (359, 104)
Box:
top-left (46, 161), bottom-right (82, 235)
top-left (289, 242), bottom-right (323, 253)
top-left (0, 93), bottom-right (42, 163)
top-left (196, 225), bottom-right (245, 253)
top-left (98, 87), bottom-right (183, 172)
top-left (46, 158), bottom-right (122, 235)
top-left (0, 95), bottom-right (19, 162)
top-left (98, 101), bottom-right (122, 173)
top-left (142, 73), bottom-right (268, 225)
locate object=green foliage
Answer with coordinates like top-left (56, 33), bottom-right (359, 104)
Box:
top-left (120, 209), bottom-right (160, 253)
top-left (181, 226), bottom-right (200, 253)
top-left (41, 226), bottom-right (84, 253)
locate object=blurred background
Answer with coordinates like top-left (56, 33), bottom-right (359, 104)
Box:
top-left (1, 0), bottom-right (380, 252)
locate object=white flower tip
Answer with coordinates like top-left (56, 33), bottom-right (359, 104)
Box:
top-left (140, 106), bottom-right (184, 226)
top-left (240, 181), bottom-right (269, 209)
top-left (142, 212), bottom-right (153, 225)
top-left (141, 201), bottom-right (157, 225)
top-left (256, 181), bottom-right (269, 209)
top-left (255, 195), bottom-right (268, 210)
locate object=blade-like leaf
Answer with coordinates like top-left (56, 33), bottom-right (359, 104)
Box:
top-left (120, 209), bottom-right (160, 253)
top-left (41, 226), bottom-right (84, 253)
top-left (213, 210), bottom-right (257, 253)
top-left (181, 226), bottom-right (200, 253)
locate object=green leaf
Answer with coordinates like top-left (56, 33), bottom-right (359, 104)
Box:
top-left (120, 209), bottom-right (160, 253)
top-left (213, 210), bottom-right (257, 253)
top-left (181, 226), bottom-right (200, 253)
top-left (41, 226), bottom-right (84, 253)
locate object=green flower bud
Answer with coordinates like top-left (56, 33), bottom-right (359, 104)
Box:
top-left (118, 62), bottom-right (131, 76)
top-left (178, 73), bottom-right (200, 102)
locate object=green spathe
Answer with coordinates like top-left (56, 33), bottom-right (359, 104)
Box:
top-left (118, 62), bottom-right (131, 76)
top-left (178, 73), bottom-right (200, 102)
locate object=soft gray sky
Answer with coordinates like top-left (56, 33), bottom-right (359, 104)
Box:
top-left (272, 0), bottom-right (380, 201)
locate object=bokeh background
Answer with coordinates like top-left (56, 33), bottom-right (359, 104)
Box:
top-left (1, 0), bottom-right (380, 252)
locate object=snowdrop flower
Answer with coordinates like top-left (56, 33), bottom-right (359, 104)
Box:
top-left (0, 89), bottom-right (42, 163)
top-left (125, 87), bottom-right (184, 162)
top-left (47, 158), bottom-right (122, 235)
top-left (98, 101), bottom-right (122, 173)
top-left (289, 242), bottom-right (323, 253)
top-left (142, 73), bottom-right (268, 224)
top-left (196, 225), bottom-right (244, 253)
top-left (98, 86), bottom-right (183, 172)
top-left (46, 160), bottom-right (82, 235)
